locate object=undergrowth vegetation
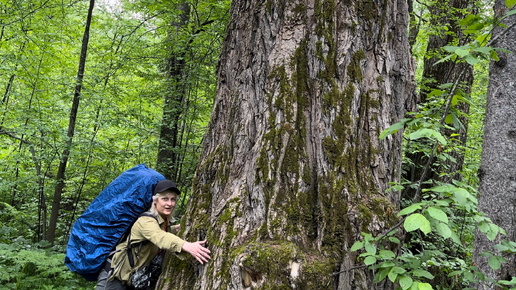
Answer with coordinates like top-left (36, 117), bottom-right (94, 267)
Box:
top-left (350, 1), bottom-right (516, 289)
top-left (1, 202), bottom-right (95, 289)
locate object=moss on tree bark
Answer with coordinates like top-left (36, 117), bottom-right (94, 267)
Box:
top-left (157, 0), bottom-right (417, 289)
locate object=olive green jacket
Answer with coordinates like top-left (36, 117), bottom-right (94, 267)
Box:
top-left (108, 214), bottom-right (186, 286)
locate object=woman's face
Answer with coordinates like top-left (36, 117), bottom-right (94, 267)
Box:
top-left (154, 191), bottom-right (178, 218)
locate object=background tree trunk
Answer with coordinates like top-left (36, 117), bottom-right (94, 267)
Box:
top-left (472, 1), bottom-right (516, 288)
top-left (156, 1), bottom-right (191, 181)
top-left (158, 0), bottom-right (417, 288)
top-left (402, 0), bottom-right (475, 202)
top-left (47, 0), bottom-right (94, 244)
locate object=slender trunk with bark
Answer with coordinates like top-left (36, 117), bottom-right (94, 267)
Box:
top-left (403, 0), bottom-right (475, 201)
top-left (472, 1), bottom-right (516, 287)
top-left (157, 0), bottom-right (417, 289)
top-left (47, 0), bottom-right (95, 244)
top-left (156, 2), bottom-right (191, 181)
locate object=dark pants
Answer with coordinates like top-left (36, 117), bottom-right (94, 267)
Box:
top-left (97, 268), bottom-right (134, 290)
top-left (105, 278), bottom-right (130, 290)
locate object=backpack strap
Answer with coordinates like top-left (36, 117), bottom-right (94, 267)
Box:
top-left (126, 213), bottom-right (159, 268)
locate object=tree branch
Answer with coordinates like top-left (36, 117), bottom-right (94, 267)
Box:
top-left (0, 130), bottom-right (31, 144)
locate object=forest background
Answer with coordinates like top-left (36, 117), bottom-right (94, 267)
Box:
top-left (0, 0), bottom-right (514, 289)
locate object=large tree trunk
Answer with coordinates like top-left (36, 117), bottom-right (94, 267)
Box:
top-left (47, 0), bottom-right (95, 244)
top-left (158, 0), bottom-right (416, 288)
top-left (472, 1), bottom-right (516, 288)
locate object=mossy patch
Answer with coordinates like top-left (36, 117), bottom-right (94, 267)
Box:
top-left (347, 49), bottom-right (366, 83)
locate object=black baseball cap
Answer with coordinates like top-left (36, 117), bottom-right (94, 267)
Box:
top-left (153, 180), bottom-right (181, 195)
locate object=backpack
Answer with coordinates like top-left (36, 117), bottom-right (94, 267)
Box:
top-left (64, 164), bottom-right (165, 281)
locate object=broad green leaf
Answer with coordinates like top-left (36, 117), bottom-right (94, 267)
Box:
top-left (365, 242), bottom-right (377, 255)
top-left (491, 50), bottom-right (500, 61)
top-left (443, 46), bottom-right (459, 52)
top-left (453, 188), bottom-right (469, 206)
top-left (432, 130), bottom-right (448, 145)
top-left (464, 22), bottom-right (486, 34)
top-left (426, 207), bottom-right (449, 223)
top-left (386, 184), bottom-right (404, 193)
top-left (476, 271), bottom-right (486, 282)
top-left (409, 128), bottom-right (447, 145)
top-left (464, 55), bottom-right (480, 65)
top-left (429, 185), bottom-right (456, 193)
top-left (413, 269), bottom-right (435, 279)
top-left (364, 256), bottom-right (377, 265)
top-left (450, 230), bottom-right (462, 245)
top-left (418, 283), bottom-right (433, 290)
top-left (380, 122), bottom-right (405, 139)
top-left (380, 261), bottom-right (396, 268)
top-left (472, 46), bottom-right (493, 55)
top-left (420, 218), bottom-right (432, 235)
top-left (494, 244), bottom-right (510, 252)
top-left (478, 251), bottom-right (494, 257)
top-left (452, 112), bottom-right (462, 130)
top-left (427, 89), bottom-right (443, 98)
top-left (388, 267), bottom-right (406, 283)
top-left (398, 203), bottom-right (423, 216)
top-left (404, 214), bottom-right (430, 233)
top-left (375, 267), bottom-right (391, 283)
top-left (409, 128), bottom-right (433, 141)
top-left (399, 274), bottom-right (413, 290)
top-left (489, 256), bottom-right (501, 270)
top-left (359, 252), bottom-right (371, 258)
top-left (498, 277), bottom-right (516, 285)
top-left (351, 241), bottom-right (364, 251)
top-left (478, 221), bottom-right (490, 234)
top-left (487, 223), bottom-right (500, 241)
top-left (506, 0), bottom-right (516, 8)
top-left (389, 237), bottom-right (401, 244)
top-left (410, 282), bottom-right (420, 290)
top-left (436, 223), bottom-right (452, 238)
top-left (379, 250), bottom-right (396, 259)
top-left (460, 14), bottom-right (478, 26)
top-left (455, 48), bottom-right (470, 57)
top-left (435, 199), bottom-right (452, 206)
top-left (445, 114), bottom-right (453, 124)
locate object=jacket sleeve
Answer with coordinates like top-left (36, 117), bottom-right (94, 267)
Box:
top-left (134, 216), bottom-right (186, 253)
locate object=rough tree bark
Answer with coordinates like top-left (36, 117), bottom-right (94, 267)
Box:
top-left (472, 1), bottom-right (516, 288)
top-left (47, 0), bottom-right (95, 244)
top-left (158, 0), bottom-right (416, 288)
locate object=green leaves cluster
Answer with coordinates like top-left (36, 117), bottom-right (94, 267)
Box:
top-left (0, 0), bottom-right (229, 243)
top-left (0, 232), bottom-right (95, 290)
top-left (351, 231), bottom-right (434, 290)
top-left (350, 179), bottom-right (514, 289)
top-left (353, 4), bottom-right (516, 288)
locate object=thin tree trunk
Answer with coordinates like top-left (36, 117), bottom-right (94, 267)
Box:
top-left (156, 2), bottom-right (191, 181)
top-left (472, 1), bottom-right (516, 287)
top-left (47, 0), bottom-right (95, 244)
top-left (158, 0), bottom-right (416, 288)
top-left (403, 0), bottom-right (475, 201)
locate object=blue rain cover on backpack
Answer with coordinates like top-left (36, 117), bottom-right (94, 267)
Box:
top-left (64, 164), bottom-right (165, 281)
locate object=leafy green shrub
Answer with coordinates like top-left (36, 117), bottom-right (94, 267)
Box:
top-left (0, 231), bottom-right (95, 290)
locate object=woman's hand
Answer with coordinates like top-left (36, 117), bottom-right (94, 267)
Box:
top-left (182, 240), bottom-right (211, 264)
